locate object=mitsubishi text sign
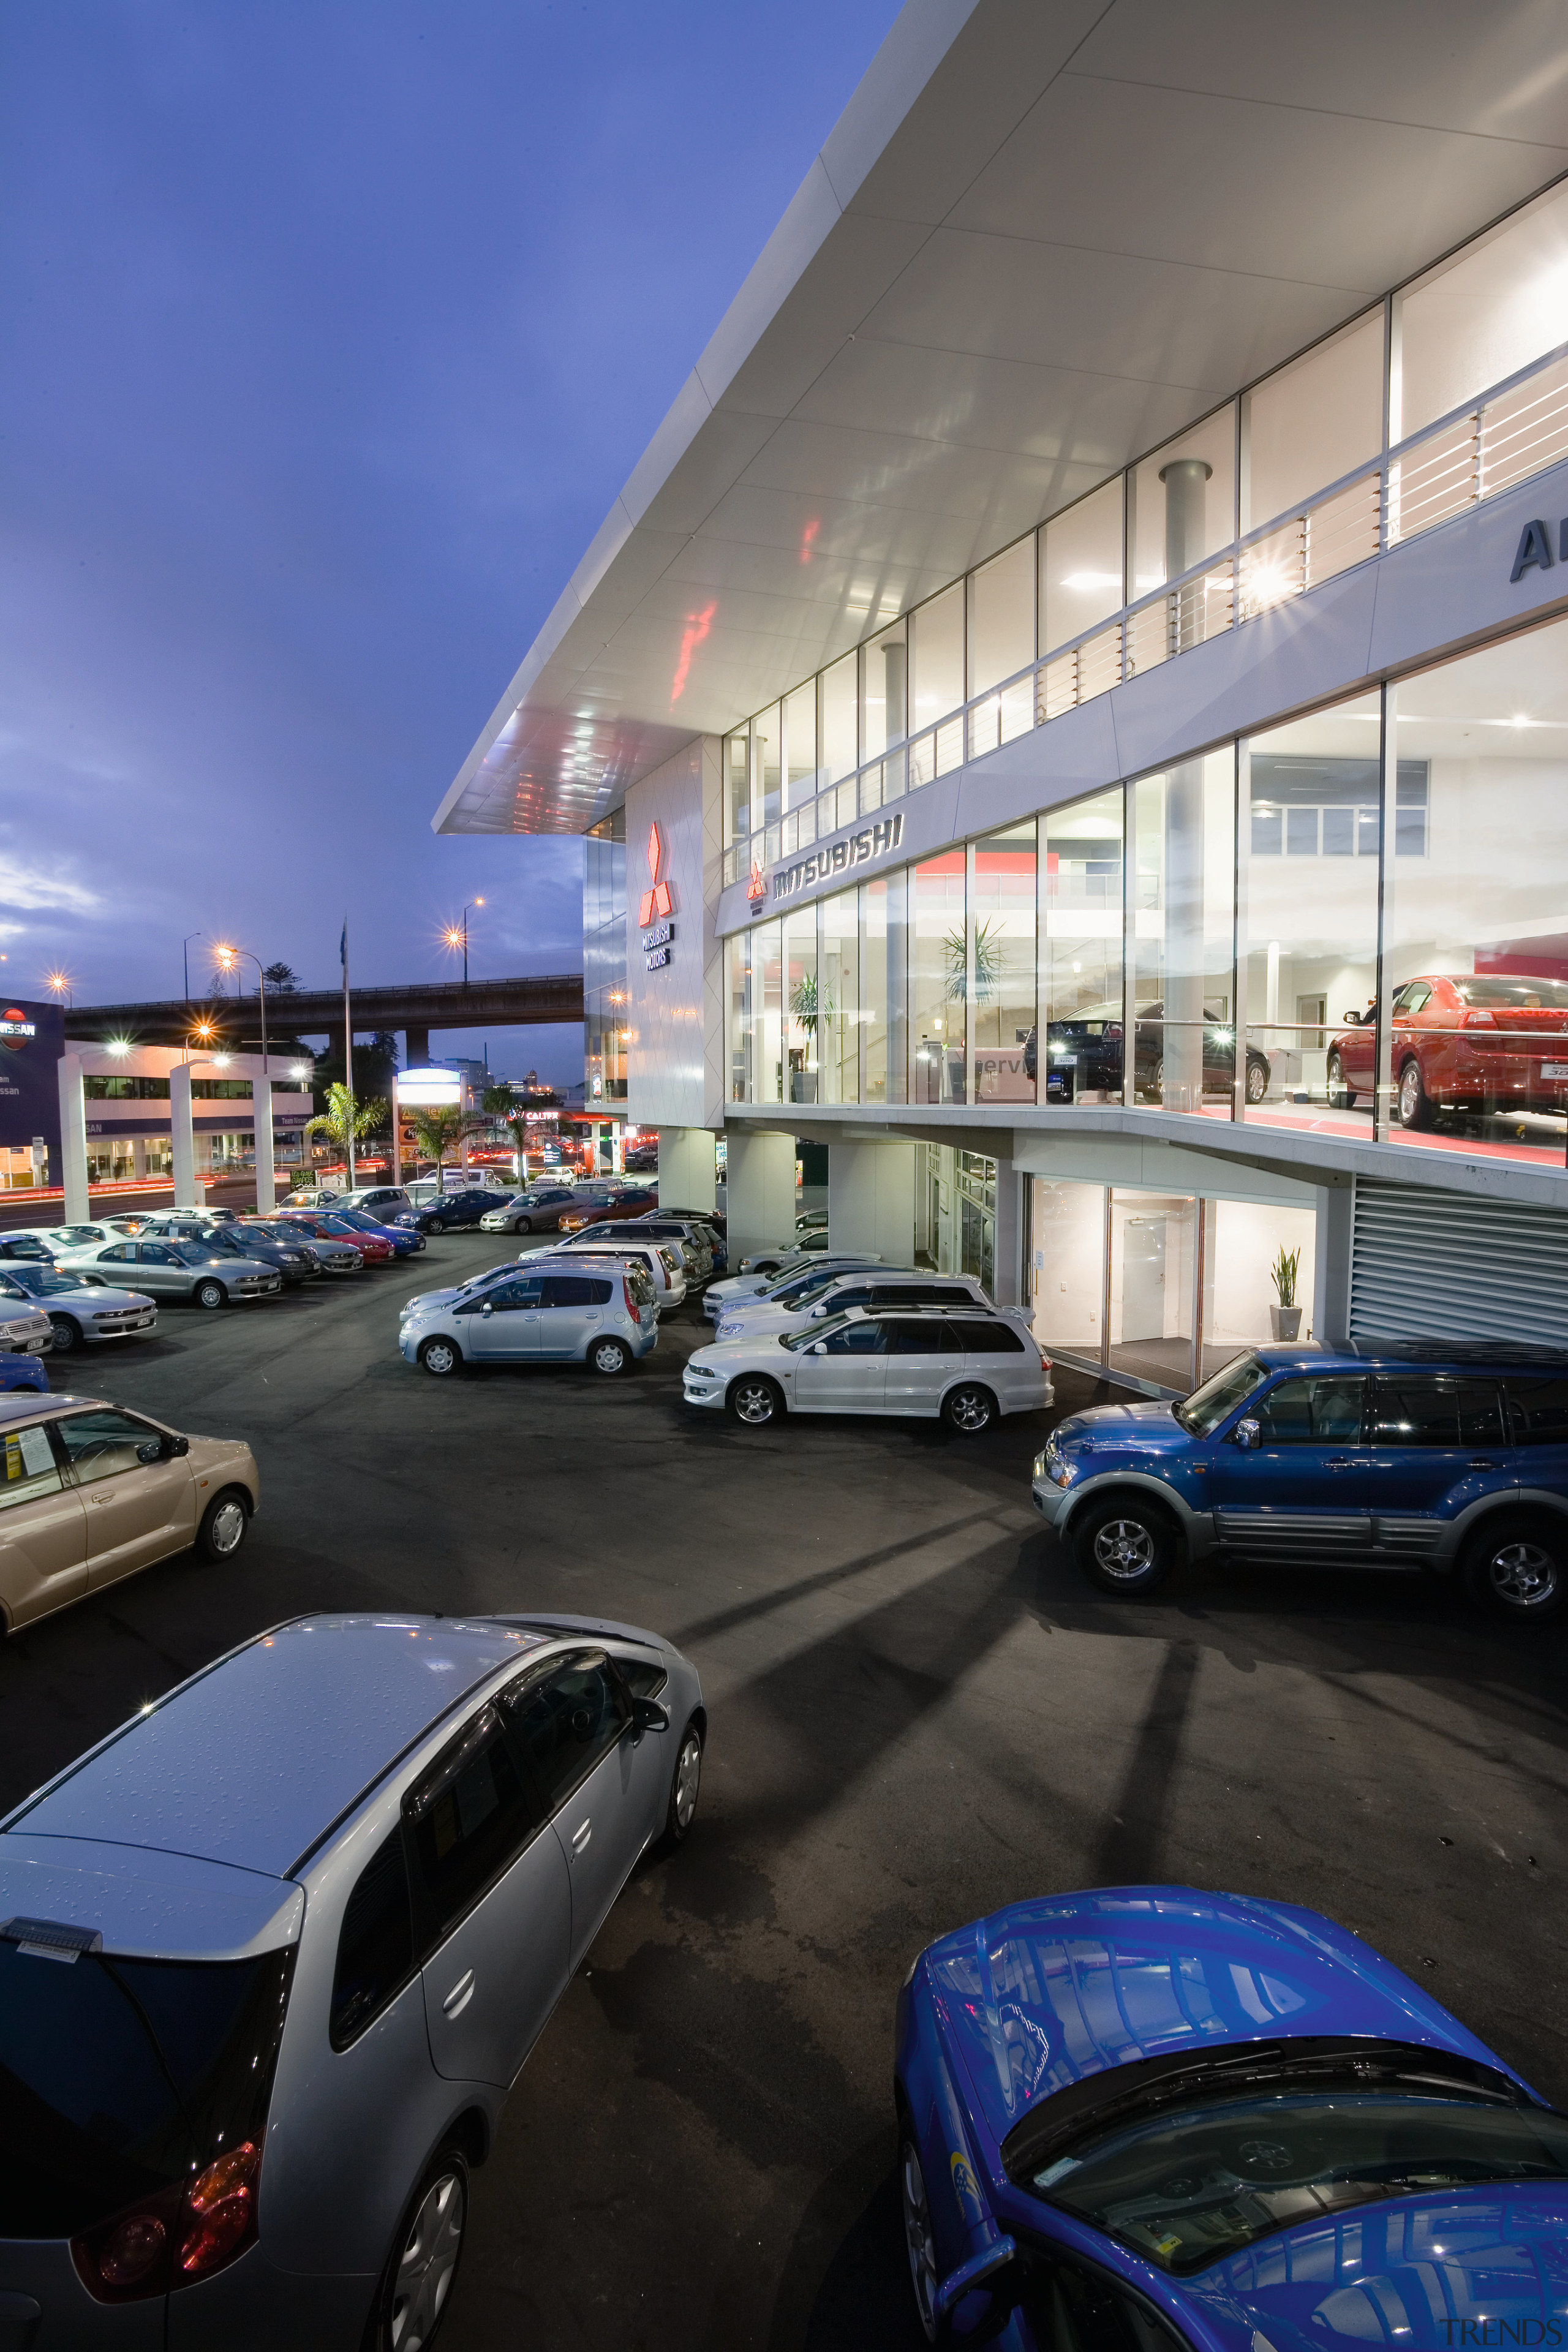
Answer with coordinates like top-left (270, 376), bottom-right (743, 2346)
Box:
top-left (0, 999), bottom-right (64, 1153)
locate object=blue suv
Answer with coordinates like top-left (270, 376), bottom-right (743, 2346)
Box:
top-left (1033, 1341), bottom-right (1568, 1623)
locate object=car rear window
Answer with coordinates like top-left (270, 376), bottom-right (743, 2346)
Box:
top-left (0, 1935), bottom-right (293, 2239)
top-left (1506, 1377), bottom-right (1568, 1445)
top-left (952, 1317), bottom-right (1027, 1353)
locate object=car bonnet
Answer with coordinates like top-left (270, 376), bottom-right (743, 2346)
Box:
top-left (922, 1887), bottom-right (1516, 2162)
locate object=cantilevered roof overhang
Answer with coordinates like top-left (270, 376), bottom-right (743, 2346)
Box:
top-left (434, 0), bottom-right (1568, 839)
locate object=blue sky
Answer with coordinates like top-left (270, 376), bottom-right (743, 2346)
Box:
top-left (0, 0), bottom-right (897, 1084)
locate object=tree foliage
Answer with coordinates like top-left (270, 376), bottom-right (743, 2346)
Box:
top-left (304, 1082), bottom-right (387, 1158)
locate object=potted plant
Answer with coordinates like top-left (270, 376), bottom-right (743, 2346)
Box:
top-left (1269, 1245), bottom-right (1303, 1340)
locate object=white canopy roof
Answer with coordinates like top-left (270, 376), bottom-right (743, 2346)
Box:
top-left (434, 0), bottom-right (1568, 837)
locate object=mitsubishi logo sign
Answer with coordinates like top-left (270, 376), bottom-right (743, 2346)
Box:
top-left (638, 823), bottom-right (675, 928)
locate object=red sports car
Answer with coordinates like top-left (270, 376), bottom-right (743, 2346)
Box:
top-left (1328, 971), bottom-right (1568, 1127)
top-left (277, 1210), bottom-right (394, 1264)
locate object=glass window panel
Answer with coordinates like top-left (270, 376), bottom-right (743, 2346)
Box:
top-left (1398, 180), bottom-right (1568, 439)
top-left (862, 870), bottom-right (908, 1106)
top-left (784, 904), bottom-right (819, 1104)
top-left (972, 823), bottom-right (1036, 1103)
top-left (1042, 786), bottom-right (1125, 1105)
top-left (1245, 691), bottom-right (1382, 1129)
top-left (1132, 749), bottom-right (1237, 1117)
top-left (911, 853), bottom-right (967, 1104)
top-left (1027, 1178), bottom-right (1106, 1360)
top-left (1386, 617), bottom-right (1568, 1166)
top-left (911, 584), bottom-right (964, 737)
top-left (1203, 1200), bottom-right (1317, 1376)
top-left (1245, 312), bottom-right (1384, 527)
top-left (753, 704), bottom-right (780, 829)
top-left (819, 889), bottom-right (859, 1105)
top-left (1041, 478), bottom-right (1125, 656)
top-left (756, 919), bottom-right (783, 1104)
top-left (1108, 1189), bottom-right (1195, 1393)
top-left (969, 537), bottom-right (1035, 694)
top-left (1131, 406), bottom-right (1237, 595)
top-left (726, 932), bottom-right (754, 1103)
top-left (861, 620), bottom-right (907, 762)
top-left (821, 652), bottom-right (858, 785)
top-left (784, 679), bottom-right (817, 809)
top-left (723, 733), bottom-right (750, 848)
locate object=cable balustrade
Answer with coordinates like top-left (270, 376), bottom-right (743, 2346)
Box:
top-left (720, 336), bottom-right (1568, 891)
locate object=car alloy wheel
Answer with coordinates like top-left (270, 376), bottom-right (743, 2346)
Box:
top-left (661, 1721), bottom-right (703, 1850)
top-left (1074, 1496), bottom-right (1175, 1596)
top-left (385, 2157), bottom-right (466, 2352)
top-left (1327, 1052), bottom-right (1354, 1109)
top-left (1488, 1540), bottom-right (1559, 1610)
top-left (199, 1492), bottom-right (247, 1561)
top-left (514, 1216), bottom-right (532, 1233)
top-left (47, 1314), bottom-right (80, 1352)
top-left (943, 1383), bottom-right (995, 1434)
top-left (1245, 1055), bottom-right (1268, 1103)
top-left (426, 1216), bottom-right (445, 1235)
top-left (1466, 1517), bottom-right (1565, 1621)
top-left (1397, 1058), bottom-right (1434, 1129)
top-left (195, 1280), bottom-right (227, 1310)
top-left (728, 1375), bottom-right (781, 1427)
top-left (419, 1337), bottom-right (460, 1377)
top-left (590, 1337), bottom-right (630, 1375)
top-left (899, 2135), bottom-right (941, 2345)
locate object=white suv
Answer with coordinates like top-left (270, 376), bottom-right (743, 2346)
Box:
top-left (682, 1305), bottom-right (1052, 1434)
top-left (714, 1270), bottom-right (1018, 1342)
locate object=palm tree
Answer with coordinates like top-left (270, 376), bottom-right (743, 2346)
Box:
top-left (480, 1082), bottom-right (533, 1177)
top-left (404, 1104), bottom-right (470, 1170)
top-left (303, 1083), bottom-right (387, 1185)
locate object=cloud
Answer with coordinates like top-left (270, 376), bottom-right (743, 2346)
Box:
top-left (0, 856), bottom-right (100, 914)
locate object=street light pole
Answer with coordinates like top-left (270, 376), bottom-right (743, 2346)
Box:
top-left (183, 932), bottom-right (203, 1003)
top-left (212, 945), bottom-right (273, 1212)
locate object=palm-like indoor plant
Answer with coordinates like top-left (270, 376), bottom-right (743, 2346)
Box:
top-left (1269, 1245), bottom-right (1303, 1341)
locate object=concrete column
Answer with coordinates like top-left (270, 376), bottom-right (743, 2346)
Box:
top-left (58, 1054), bottom-right (89, 1224)
top-left (725, 1130), bottom-right (796, 1264)
top-left (1162, 456), bottom-right (1212, 647)
top-left (1312, 1178), bottom-right (1355, 1343)
top-left (404, 1026), bottom-right (429, 1066)
top-left (655, 1126), bottom-right (717, 1212)
top-left (253, 1079), bottom-right (277, 1213)
top-left (171, 1063), bottom-right (195, 1204)
top-left (827, 1139), bottom-right (916, 1265)
top-left (992, 1159), bottom-right (1024, 1306)
top-left (1163, 761), bottom-right (1206, 1108)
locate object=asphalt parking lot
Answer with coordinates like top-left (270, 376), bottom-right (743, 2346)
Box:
top-left (2, 1232), bottom-right (1566, 2350)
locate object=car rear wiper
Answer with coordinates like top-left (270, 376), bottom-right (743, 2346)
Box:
top-left (1001, 2037), bottom-right (1526, 2184)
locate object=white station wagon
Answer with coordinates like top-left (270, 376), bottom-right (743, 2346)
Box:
top-left (682, 1304), bottom-right (1053, 1434)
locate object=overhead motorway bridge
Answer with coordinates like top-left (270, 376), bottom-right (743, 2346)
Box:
top-left (70, 973), bottom-right (583, 1062)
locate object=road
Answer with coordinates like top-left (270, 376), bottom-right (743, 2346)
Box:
top-left (2, 1232), bottom-right (1564, 2350)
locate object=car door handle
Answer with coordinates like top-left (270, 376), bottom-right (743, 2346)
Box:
top-left (1323, 1456), bottom-right (1355, 1469)
top-left (570, 1818), bottom-right (592, 1855)
top-left (442, 1969), bottom-right (475, 2018)
top-left (1468, 1459), bottom-right (1498, 1470)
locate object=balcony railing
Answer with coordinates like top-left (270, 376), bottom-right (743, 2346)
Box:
top-left (721, 336), bottom-right (1568, 889)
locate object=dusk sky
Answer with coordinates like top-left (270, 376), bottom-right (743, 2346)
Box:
top-left (1, 0), bottom-right (897, 1084)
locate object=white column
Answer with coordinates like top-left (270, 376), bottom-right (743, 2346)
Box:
top-left (253, 1078), bottom-right (277, 1213)
top-left (171, 1063), bottom-right (195, 1204)
top-left (992, 1159), bottom-right (1024, 1306)
top-left (57, 1054), bottom-right (89, 1224)
top-left (725, 1129), bottom-right (796, 1264)
top-left (827, 1139), bottom-right (916, 1264)
top-left (655, 1127), bottom-right (717, 1212)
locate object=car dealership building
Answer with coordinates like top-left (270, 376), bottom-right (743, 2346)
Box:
top-left (437, 0), bottom-right (1568, 1393)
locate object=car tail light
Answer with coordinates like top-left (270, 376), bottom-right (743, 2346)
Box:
top-left (1462, 1008), bottom-right (1496, 1028)
top-left (72, 2141), bottom-right (261, 2302)
top-left (622, 1277), bottom-right (638, 1317)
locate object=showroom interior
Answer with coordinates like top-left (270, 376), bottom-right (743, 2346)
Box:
top-left (437, 7), bottom-right (1568, 1395)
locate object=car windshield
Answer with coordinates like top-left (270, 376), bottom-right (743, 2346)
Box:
top-left (7, 1269), bottom-right (80, 1297)
top-left (781, 1313), bottom-right (855, 1352)
top-left (1175, 1353), bottom-right (1271, 1435)
top-left (1026, 2084), bottom-right (1568, 2277)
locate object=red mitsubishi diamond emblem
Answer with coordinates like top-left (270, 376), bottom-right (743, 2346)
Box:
top-left (639, 821), bottom-right (674, 927)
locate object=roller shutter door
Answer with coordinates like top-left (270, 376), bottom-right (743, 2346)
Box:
top-left (1349, 1179), bottom-right (1568, 1343)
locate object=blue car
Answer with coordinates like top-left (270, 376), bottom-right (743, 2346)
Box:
top-left (399, 1187), bottom-right (511, 1235)
top-left (0, 1352), bottom-right (47, 1392)
top-left (1034, 1343), bottom-right (1568, 1624)
top-left (327, 1204), bottom-right (426, 1257)
top-left (895, 1884), bottom-right (1568, 2351)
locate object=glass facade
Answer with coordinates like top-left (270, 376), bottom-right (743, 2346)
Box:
top-left (584, 809), bottom-right (627, 1102)
top-left (718, 175), bottom-right (1568, 892)
top-left (723, 612), bottom-right (1568, 1167)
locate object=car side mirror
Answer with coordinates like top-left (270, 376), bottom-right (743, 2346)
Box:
top-left (159, 1434), bottom-right (189, 1460)
top-left (1234, 1418), bottom-right (1261, 1450)
top-left (810, 1304), bottom-right (827, 1317)
top-left (632, 1695), bottom-right (670, 1734)
top-left (809, 1341), bottom-right (826, 1356)
top-left (481, 1301), bottom-right (494, 1316)
top-left (1341, 1009), bottom-right (1362, 1025)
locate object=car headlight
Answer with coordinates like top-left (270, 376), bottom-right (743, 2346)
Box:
top-left (718, 1321), bottom-right (742, 1338)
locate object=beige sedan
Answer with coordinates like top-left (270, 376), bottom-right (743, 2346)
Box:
top-left (0, 1392), bottom-right (258, 1634)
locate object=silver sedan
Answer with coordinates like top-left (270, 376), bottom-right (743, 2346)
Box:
top-left (1, 1262), bottom-right (157, 1352)
top-left (56, 1237), bottom-right (283, 1308)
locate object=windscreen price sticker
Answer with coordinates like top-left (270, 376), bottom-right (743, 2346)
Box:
top-left (643, 919), bottom-right (674, 971)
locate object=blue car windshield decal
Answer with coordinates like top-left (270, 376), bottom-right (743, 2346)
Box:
top-left (1029, 2084), bottom-right (1568, 2275)
top-left (1174, 1353), bottom-right (1270, 1436)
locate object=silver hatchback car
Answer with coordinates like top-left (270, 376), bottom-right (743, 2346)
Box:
top-left (401, 1260), bottom-right (658, 1377)
top-left (0, 1610), bottom-right (704, 2350)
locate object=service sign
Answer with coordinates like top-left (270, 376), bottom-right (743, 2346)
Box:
top-left (0, 998), bottom-right (63, 1155)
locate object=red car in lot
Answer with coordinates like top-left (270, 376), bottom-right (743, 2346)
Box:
top-left (276, 1210), bottom-right (394, 1264)
top-left (1328, 971), bottom-right (1568, 1126)
top-left (557, 1185), bottom-right (658, 1234)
